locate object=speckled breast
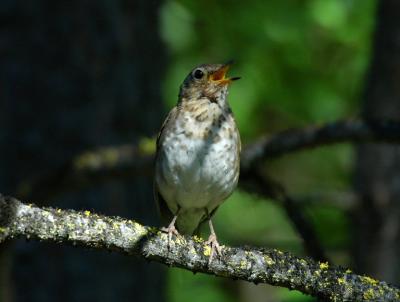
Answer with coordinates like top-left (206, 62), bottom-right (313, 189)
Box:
top-left (155, 101), bottom-right (240, 215)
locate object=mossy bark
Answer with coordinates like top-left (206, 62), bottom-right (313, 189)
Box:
top-left (1, 195), bottom-right (399, 302)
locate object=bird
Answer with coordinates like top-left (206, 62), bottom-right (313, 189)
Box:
top-left (154, 62), bottom-right (241, 263)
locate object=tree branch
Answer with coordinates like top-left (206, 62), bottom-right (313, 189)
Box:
top-left (0, 195), bottom-right (398, 301)
top-left (239, 169), bottom-right (328, 262)
top-left (241, 119), bottom-right (400, 169)
top-left (18, 145), bottom-right (153, 201)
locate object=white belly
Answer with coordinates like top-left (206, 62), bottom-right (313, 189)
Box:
top-left (155, 113), bottom-right (239, 233)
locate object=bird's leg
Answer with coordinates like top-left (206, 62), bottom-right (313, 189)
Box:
top-left (161, 215), bottom-right (179, 243)
top-left (161, 209), bottom-right (180, 245)
top-left (205, 219), bottom-right (222, 264)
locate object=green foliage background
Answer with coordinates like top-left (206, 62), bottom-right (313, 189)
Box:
top-left (159, 0), bottom-right (377, 301)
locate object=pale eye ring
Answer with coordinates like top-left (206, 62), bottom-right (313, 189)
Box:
top-left (193, 69), bottom-right (204, 79)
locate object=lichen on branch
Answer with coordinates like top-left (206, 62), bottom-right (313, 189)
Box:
top-left (0, 195), bottom-right (398, 301)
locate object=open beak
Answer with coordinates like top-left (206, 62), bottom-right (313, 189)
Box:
top-left (209, 61), bottom-right (240, 85)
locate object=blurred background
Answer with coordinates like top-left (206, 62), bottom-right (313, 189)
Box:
top-left (0, 0), bottom-right (399, 301)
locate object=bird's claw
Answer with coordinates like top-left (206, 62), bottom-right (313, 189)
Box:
top-left (161, 224), bottom-right (179, 245)
top-left (205, 233), bottom-right (222, 264)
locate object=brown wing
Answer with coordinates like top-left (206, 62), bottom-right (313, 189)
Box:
top-left (154, 185), bottom-right (174, 226)
top-left (155, 106), bottom-right (178, 152)
top-left (153, 107), bottom-right (178, 225)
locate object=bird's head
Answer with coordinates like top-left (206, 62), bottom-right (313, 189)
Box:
top-left (178, 61), bottom-right (240, 105)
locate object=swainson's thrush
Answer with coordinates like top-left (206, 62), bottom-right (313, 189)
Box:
top-left (154, 62), bottom-right (241, 262)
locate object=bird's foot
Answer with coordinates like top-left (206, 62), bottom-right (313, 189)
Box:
top-left (161, 219), bottom-right (180, 246)
top-left (205, 233), bottom-right (222, 264)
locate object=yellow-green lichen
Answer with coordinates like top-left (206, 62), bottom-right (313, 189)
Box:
top-left (319, 262), bottom-right (329, 270)
top-left (299, 259), bottom-right (307, 266)
top-left (363, 288), bottom-right (375, 300)
top-left (361, 276), bottom-right (378, 286)
top-left (203, 245), bottom-right (211, 256)
top-left (264, 255), bottom-right (275, 266)
top-left (84, 210), bottom-right (91, 217)
top-left (174, 236), bottom-right (186, 246)
top-left (148, 226), bottom-right (159, 234)
top-left (240, 260), bottom-right (247, 269)
top-left (192, 235), bottom-right (203, 243)
top-left (132, 222), bottom-right (147, 237)
top-left (337, 277), bottom-right (345, 285)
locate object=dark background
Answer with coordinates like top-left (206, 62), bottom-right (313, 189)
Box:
top-left (1, 0), bottom-right (399, 301)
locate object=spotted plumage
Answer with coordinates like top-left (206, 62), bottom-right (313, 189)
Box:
top-left (154, 62), bottom-right (241, 262)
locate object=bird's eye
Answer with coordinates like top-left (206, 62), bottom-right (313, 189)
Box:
top-left (193, 69), bottom-right (204, 79)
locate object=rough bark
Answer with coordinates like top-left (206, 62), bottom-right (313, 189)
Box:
top-left (0, 195), bottom-right (398, 302)
top-left (354, 0), bottom-right (400, 283)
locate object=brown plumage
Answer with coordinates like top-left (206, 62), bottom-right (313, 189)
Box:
top-left (154, 62), bottom-right (241, 262)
